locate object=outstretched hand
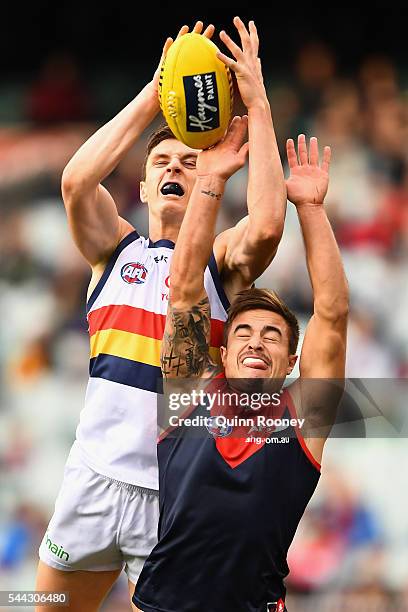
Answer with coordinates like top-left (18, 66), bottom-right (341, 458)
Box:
top-left (286, 135), bottom-right (331, 207)
top-left (217, 16), bottom-right (266, 109)
top-left (151, 21), bottom-right (215, 94)
top-left (196, 115), bottom-right (249, 182)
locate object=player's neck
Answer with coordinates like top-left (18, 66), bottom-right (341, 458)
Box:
top-left (148, 210), bottom-right (182, 244)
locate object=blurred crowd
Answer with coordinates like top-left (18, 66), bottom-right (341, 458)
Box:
top-left (1, 41), bottom-right (408, 610)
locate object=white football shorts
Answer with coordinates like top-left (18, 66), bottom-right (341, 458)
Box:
top-left (39, 441), bottom-right (159, 584)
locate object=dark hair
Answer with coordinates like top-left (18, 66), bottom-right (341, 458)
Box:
top-left (141, 123), bottom-right (176, 180)
top-left (223, 288), bottom-right (300, 354)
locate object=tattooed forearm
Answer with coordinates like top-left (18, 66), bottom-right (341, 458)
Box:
top-left (161, 296), bottom-right (218, 378)
top-left (200, 189), bottom-right (222, 200)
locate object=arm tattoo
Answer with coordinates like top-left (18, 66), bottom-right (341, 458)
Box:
top-left (200, 189), bottom-right (222, 200)
top-left (161, 296), bottom-right (218, 378)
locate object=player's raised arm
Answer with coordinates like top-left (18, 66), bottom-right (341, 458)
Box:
top-left (215, 17), bottom-right (286, 292)
top-left (61, 22), bottom-right (214, 268)
top-left (287, 135), bottom-right (349, 379)
top-left (286, 135), bottom-right (349, 459)
top-left (161, 116), bottom-right (249, 379)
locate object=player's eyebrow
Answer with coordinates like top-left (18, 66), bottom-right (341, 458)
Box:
top-left (151, 152), bottom-right (198, 161)
top-left (261, 325), bottom-right (282, 337)
top-left (233, 324), bottom-right (282, 337)
top-left (233, 324), bottom-right (252, 334)
top-left (151, 153), bottom-right (170, 161)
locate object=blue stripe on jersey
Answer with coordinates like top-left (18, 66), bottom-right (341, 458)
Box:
top-left (86, 231), bottom-right (140, 313)
top-left (208, 251), bottom-right (230, 312)
top-left (89, 353), bottom-right (163, 393)
top-left (148, 238), bottom-right (175, 249)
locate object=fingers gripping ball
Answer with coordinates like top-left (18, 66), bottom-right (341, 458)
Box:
top-left (159, 33), bottom-right (233, 149)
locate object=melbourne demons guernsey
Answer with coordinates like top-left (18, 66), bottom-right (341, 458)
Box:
top-left (134, 375), bottom-right (320, 612)
top-left (76, 231), bottom-right (228, 489)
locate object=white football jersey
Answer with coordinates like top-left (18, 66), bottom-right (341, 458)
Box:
top-left (75, 231), bottom-right (228, 488)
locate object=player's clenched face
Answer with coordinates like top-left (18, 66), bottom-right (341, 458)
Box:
top-left (220, 309), bottom-right (298, 383)
top-left (140, 139), bottom-right (198, 217)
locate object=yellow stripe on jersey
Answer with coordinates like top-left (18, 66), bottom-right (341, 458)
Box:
top-left (90, 329), bottom-right (221, 367)
top-left (90, 330), bottom-right (160, 366)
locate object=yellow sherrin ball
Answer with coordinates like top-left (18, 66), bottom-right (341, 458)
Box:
top-left (159, 33), bottom-right (233, 149)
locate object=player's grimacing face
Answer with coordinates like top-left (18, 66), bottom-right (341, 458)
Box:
top-left (220, 310), bottom-right (298, 382)
top-left (140, 139), bottom-right (198, 211)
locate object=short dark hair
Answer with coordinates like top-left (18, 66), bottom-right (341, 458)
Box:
top-left (141, 123), bottom-right (176, 180)
top-left (223, 288), bottom-right (300, 354)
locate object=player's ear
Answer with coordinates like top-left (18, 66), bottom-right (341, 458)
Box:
top-left (140, 181), bottom-right (148, 204)
top-left (287, 354), bottom-right (298, 375)
top-left (220, 346), bottom-right (227, 367)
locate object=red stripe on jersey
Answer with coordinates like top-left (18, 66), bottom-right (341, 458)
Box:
top-left (88, 304), bottom-right (225, 347)
top-left (215, 436), bottom-right (265, 469)
top-left (88, 305), bottom-right (165, 339)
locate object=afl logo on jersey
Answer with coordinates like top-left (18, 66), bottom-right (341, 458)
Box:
top-left (121, 262), bottom-right (148, 284)
top-left (206, 416), bottom-right (233, 438)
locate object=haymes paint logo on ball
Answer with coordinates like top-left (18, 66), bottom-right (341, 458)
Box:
top-left (184, 72), bottom-right (220, 132)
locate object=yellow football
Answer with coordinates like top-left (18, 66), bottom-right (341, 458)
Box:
top-left (159, 33), bottom-right (233, 149)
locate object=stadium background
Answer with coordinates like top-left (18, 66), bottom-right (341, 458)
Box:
top-left (1, 1), bottom-right (407, 610)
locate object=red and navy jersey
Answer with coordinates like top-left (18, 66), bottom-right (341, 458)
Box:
top-left (134, 376), bottom-right (320, 612)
